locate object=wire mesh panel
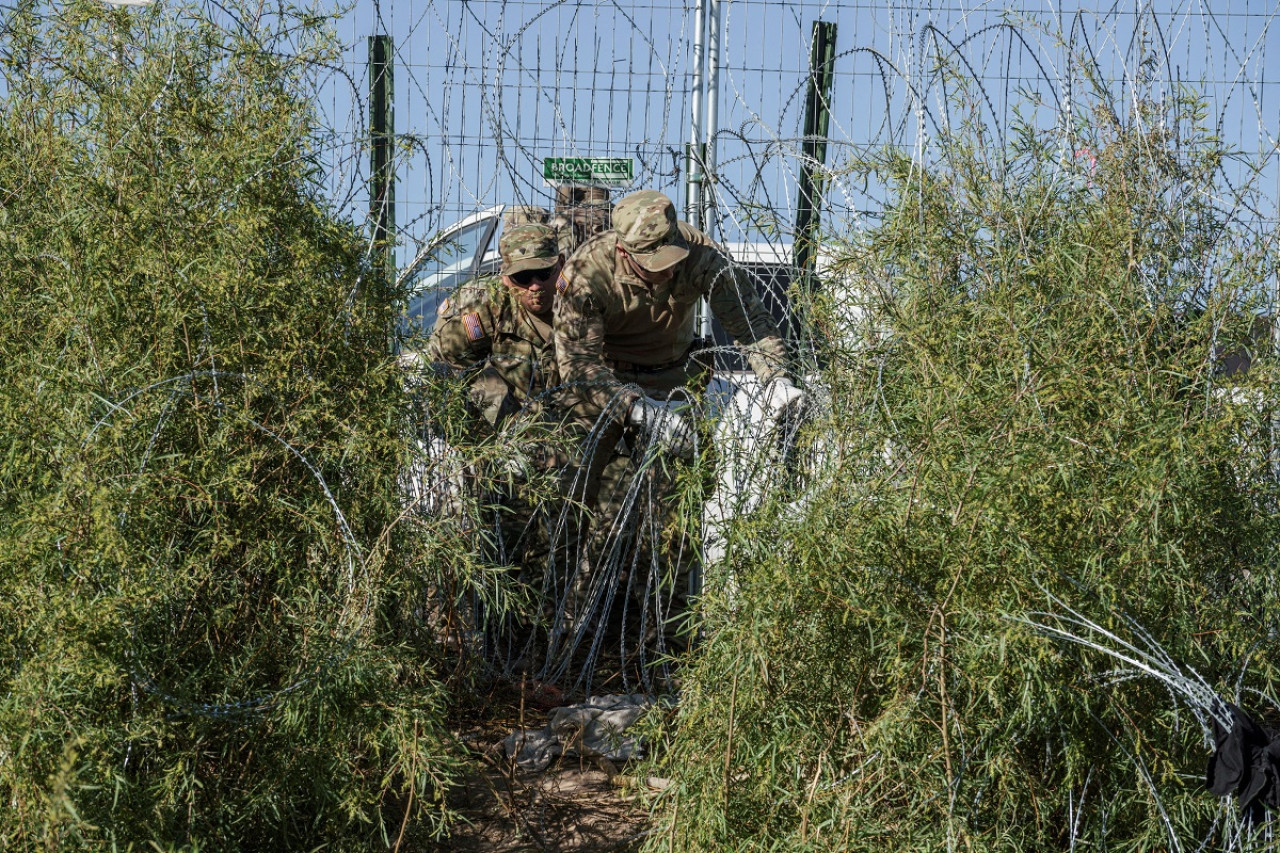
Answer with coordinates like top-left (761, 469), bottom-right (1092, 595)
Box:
top-left (328, 0), bottom-right (1280, 264)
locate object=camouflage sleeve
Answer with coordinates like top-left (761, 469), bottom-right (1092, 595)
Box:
top-left (553, 270), bottom-right (639, 425)
top-left (427, 294), bottom-right (492, 372)
top-left (703, 254), bottom-right (791, 384)
top-left (428, 293), bottom-right (516, 428)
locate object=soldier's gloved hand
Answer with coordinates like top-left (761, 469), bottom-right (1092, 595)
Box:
top-left (762, 376), bottom-right (806, 417)
top-left (627, 397), bottom-right (697, 459)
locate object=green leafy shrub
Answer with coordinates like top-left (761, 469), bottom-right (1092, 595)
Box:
top-left (645, 85), bottom-right (1280, 851)
top-left (0, 1), bottom-right (462, 849)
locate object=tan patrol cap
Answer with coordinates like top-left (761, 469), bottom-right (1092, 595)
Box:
top-left (499, 225), bottom-right (561, 276)
top-left (613, 190), bottom-right (689, 272)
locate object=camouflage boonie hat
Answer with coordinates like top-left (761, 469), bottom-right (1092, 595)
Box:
top-left (613, 190), bottom-right (689, 272)
top-left (499, 224), bottom-right (561, 276)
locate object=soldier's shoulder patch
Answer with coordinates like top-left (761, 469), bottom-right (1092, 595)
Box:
top-left (556, 273), bottom-right (570, 295)
top-left (462, 312), bottom-right (487, 342)
top-left (437, 297), bottom-right (452, 316)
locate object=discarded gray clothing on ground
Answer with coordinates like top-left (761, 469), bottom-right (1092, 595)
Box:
top-left (504, 693), bottom-right (655, 771)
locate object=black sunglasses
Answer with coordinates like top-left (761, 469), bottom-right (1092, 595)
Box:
top-left (511, 266), bottom-right (556, 287)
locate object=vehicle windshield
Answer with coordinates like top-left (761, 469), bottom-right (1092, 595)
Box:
top-left (400, 216), bottom-right (499, 339)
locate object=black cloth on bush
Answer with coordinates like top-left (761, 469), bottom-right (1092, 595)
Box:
top-left (1206, 702), bottom-right (1280, 817)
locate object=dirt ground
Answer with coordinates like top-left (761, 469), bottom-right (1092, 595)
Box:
top-left (442, 761), bottom-right (651, 852)
top-left (428, 679), bottom-right (657, 852)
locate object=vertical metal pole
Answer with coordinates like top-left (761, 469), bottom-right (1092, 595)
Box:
top-left (688, 0), bottom-right (714, 609)
top-left (794, 21), bottom-right (836, 279)
top-left (703, 0), bottom-right (723, 241)
top-left (369, 35), bottom-right (395, 290)
top-left (686, 0), bottom-right (706, 232)
top-left (695, 0), bottom-right (724, 340)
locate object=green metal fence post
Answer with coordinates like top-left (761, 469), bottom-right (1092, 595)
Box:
top-left (369, 35), bottom-right (395, 290)
top-left (794, 21), bottom-right (836, 279)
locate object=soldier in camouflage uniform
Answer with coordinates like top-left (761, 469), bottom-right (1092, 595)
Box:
top-left (497, 190), bottom-right (610, 260)
top-left (549, 185), bottom-right (612, 257)
top-left (430, 225), bottom-right (578, 647)
top-left (430, 224), bottom-right (565, 429)
top-left (552, 189), bottom-right (804, 648)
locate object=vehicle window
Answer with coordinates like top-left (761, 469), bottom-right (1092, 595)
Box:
top-left (476, 248), bottom-right (503, 277)
top-left (400, 217), bottom-right (499, 339)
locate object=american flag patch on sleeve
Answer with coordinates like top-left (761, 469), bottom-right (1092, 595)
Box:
top-left (463, 312), bottom-right (486, 342)
top-left (556, 273), bottom-right (569, 295)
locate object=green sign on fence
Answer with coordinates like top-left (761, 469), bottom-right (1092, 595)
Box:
top-left (543, 157), bottom-right (634, 186)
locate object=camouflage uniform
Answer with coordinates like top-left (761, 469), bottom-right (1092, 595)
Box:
top-left (429, 278), bottom-right (560, 429)
top-left (428, 227), bottom-right (577, 635)
top-left (554, 192), bottom-right (788, 424)
top-left (550, 186), bottom-right (612, 257)
top-left (502, 193), bottom-right (610, 259)
top-left (551, 190), bottom-right (792, 647)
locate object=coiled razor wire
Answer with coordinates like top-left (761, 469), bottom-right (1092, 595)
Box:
top-left (334, 0), bottom-right (1280, 305)
top-left (82, 369), bottom-right (368, 720)
top-left (402, 348), bottom-right (828, 697)
top-left (543, 386), bottom-right (696, 695)
top-left (1012, 587), bottom-right (1280, 851)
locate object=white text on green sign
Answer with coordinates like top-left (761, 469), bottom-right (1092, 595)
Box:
top-left (544, 158), bottom-right (634, 185)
